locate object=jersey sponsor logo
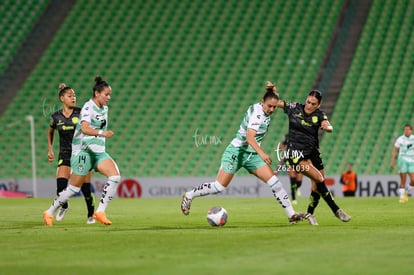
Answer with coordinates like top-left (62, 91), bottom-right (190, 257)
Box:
top-left (257, 115), bottom-right (261, 119)
top-left (301, 120), bottom-right (312, 127)
top-left (62, 125), bottom-right (75, 130)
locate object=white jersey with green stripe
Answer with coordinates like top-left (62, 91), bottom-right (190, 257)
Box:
top-left (395, 134), bottom-right (414, 162)
top-left (230, 102), bottom-right (271, 152)
top-left (72, 99), bottom-right (108, 155)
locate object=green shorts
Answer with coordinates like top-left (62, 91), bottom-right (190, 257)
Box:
top-left (398, 158), bottom-right (414, 173)
top-left (220, 144), bottom-right (267, 174)
top-left (71, 150), bottom-right (112, 176)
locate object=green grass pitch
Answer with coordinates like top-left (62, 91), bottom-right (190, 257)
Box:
top-left (1, 196), bottom-right (414, 274)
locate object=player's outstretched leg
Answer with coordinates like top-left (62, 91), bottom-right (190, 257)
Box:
top-left (43, 184), bottom-right (81, 226)
top-left (316, 181), bottom-right (351, 222)
top-left (267, 175), bottom-right (304, 224)
top-left (181, 181), bottom-right (226, 215)
top-left (55, 178), bottom-right (69, 222)
top-left (93, 175), bottom-right (120, 225)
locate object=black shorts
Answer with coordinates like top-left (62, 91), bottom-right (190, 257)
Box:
top-left (57, 150), bottom-right (71, 167)
top-left (287, 151), bottom-right (324, 171)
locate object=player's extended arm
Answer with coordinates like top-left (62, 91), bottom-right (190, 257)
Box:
top-left (246, 128), bottom-right (272, 166)
top-left (81, 121), bottom-right (114, 138)
top-left (321, 120), bottom-right (333, 132)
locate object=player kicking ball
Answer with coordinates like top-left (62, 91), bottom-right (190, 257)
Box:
top-left (181, 83), bottom-right (304, 224)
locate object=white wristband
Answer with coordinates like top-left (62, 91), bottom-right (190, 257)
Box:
top-left (98, 130), bottom-right (103, 136)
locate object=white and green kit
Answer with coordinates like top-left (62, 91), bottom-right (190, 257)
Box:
top-left (222, 102), bottom-right (271, 174)
top-left (71, 99), bottom-right (112, 175)
top-left (395, 134), bottom-right (414, 173)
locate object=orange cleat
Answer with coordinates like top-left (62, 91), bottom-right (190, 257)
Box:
top-left (43, 211), bottom-right (54, 226)
top-left (93, 212), bottom-right (112, 225)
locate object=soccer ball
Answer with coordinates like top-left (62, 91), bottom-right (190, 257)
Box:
top-left (206, 206), bottom-right (228, 227)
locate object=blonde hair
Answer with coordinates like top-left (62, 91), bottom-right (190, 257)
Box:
top-left (58, 83), bottom-right (71, 98)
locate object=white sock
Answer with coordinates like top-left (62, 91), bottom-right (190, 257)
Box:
top-left (46, 184), bottom-right (81, 215)
top-left (399, 188), bottom-right (406, 198)
top-left (268, 175), bottom-right (295, 218)
top-left (96, 175), bottom-right (121, 213)
top-left (186, 181), bottom-right (226, 199)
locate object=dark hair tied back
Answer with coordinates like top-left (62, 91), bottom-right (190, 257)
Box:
top-left (263, 81), bottom-right (279, 101)
top-left (92, 76), bottom-right (110, 96)
top-left (308, 90), bottom-right (322, 103)
top-left (263, 90), bottom-right (279, 101)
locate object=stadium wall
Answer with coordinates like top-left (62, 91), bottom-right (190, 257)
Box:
top-left (0, 175), bottom-right (400, 198)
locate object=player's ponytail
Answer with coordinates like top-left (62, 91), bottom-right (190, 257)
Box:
top-left (92, 76), bottom-right (110, 97)
top-left (58, 83), bottom-right (71, 98)
top-left (263, 81), bottom-right (279, 101)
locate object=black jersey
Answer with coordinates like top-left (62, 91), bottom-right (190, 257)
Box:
top-left (49, 107), bottom-right (81, 153)
top-left (283, 101), bottom-right (328, 156)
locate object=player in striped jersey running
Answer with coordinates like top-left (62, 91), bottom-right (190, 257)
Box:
top-left (43, 76), bottom-right (121, 226)
top-left (181, 83), bottom-right (304, 224)
top-left (391, 124), bottom-right (414, 203)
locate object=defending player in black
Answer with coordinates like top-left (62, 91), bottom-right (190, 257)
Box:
top-left (268, 81), bottom-right (351, 225)
top-left (47, 83), bottom-right (95, 224)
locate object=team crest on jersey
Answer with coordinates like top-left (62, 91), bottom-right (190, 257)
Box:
top-left (78, 164), bottom-right (85, 173)
top-left (72, 117), bottom-right (79, 124)
top-left (312, 116), bottom-right (318, 123)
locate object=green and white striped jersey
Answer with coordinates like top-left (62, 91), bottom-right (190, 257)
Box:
top-left (72, 99), bottom-right (108, 155)
top-left (230, 102), bottom-right (271, 152)
top-left (395, 134), bottom-right (414, 162)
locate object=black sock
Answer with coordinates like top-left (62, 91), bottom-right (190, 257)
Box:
top-left (290, 177), bottom-right (297, 200)
top-left (316, 181), bottom-right (340, 214)
top-left (296, 180), bottom-right (302, 189)
top-left (81, 183), bottom-right (95, 217)
top-left (307, 191), bottom-right (320, 214)
top-left (57, 178), bottom-right (69, 209)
